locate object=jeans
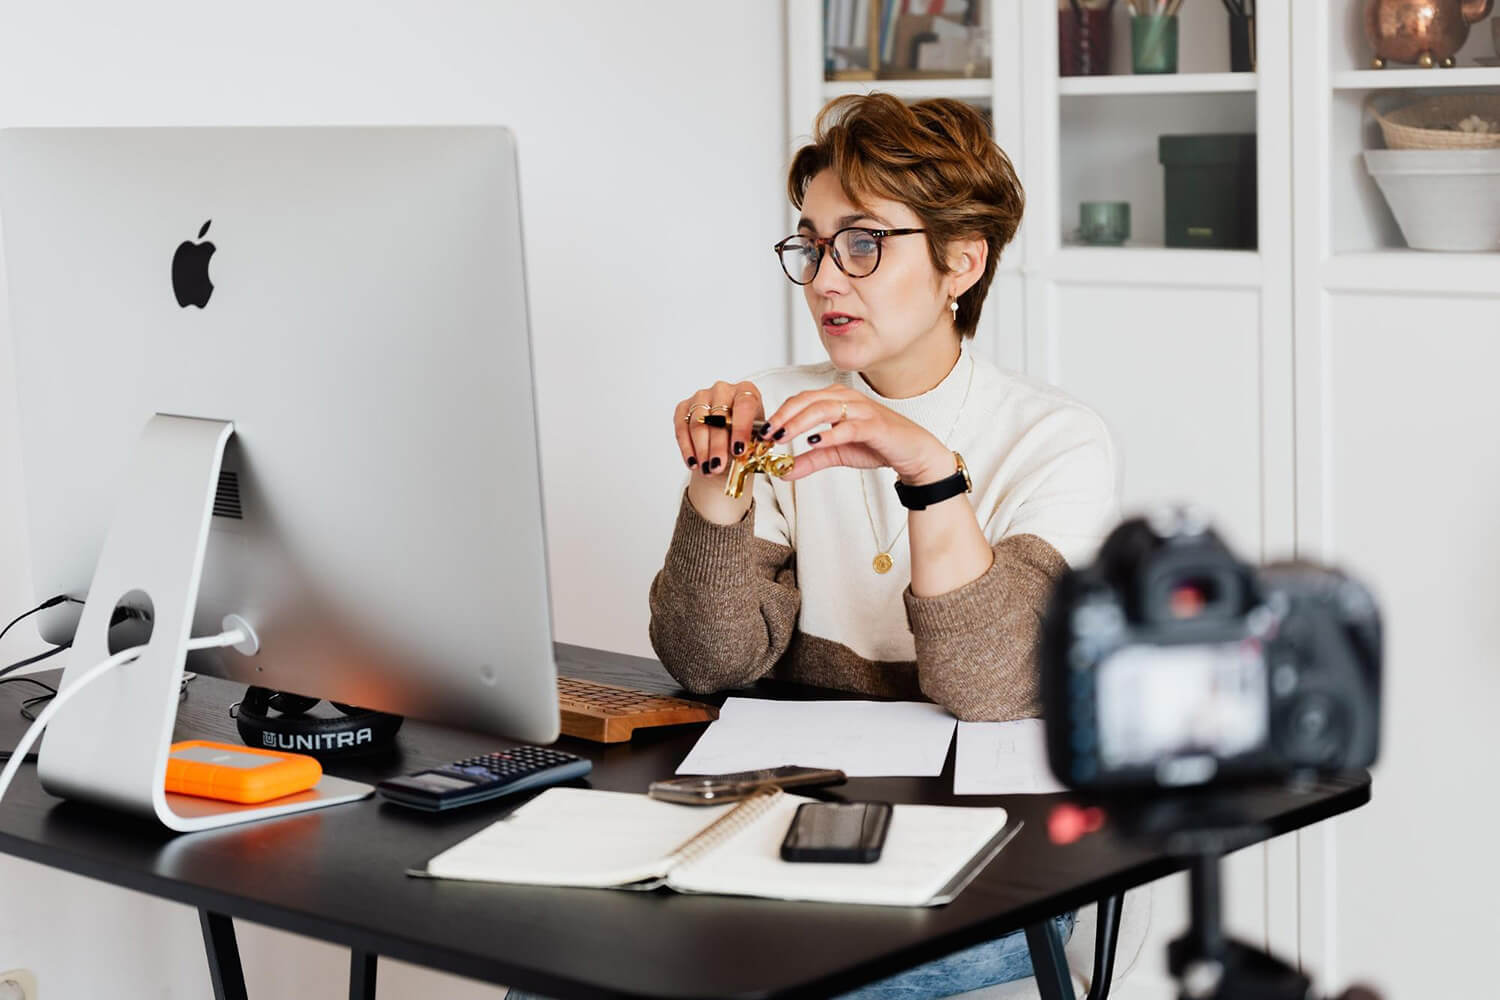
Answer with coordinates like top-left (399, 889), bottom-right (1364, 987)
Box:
top-left (833, 911), bottom-right (1077, 1000)
top-left (503, 911), bottom-right (1075, 1000)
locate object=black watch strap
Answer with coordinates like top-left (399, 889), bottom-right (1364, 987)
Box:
top-left (894, 452), bottom-right (972, 511)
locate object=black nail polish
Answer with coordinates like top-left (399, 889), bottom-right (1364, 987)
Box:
top-left (759, 425), bottom-right (773, 439)
top-left (808, 433), bottom-right (821, 445)
top-left (773, 428), bottom-right (786, 440)
top-left (710, 457), bottom-right (722, 471)
top-left (733, 441), bottom-right (745, 455)
top-left (687, 456), bottom-right (697, 468)
top-left (702, 461), bottom-right (714, 475)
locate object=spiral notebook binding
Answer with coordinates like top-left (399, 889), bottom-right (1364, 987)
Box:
top-left (666, 786), bottom-right (783, 871)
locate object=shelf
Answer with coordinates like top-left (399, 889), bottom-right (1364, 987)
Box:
top-left (821, 77), bottom-right (992, 101)
top-left (1058, 73), bottom-right (1257, 97)
top-left (1038, 247), bottom-right (1262, 288)
top-left (1322, 251), bottom-right (1500, 295)
top-left (1332, 67), bottom-right (1500, 91)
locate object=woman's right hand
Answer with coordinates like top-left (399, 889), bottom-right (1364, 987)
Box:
top-left (674, 380), bottom-right (763, 523)
top-left (673, 380), bottom-right (764, 480)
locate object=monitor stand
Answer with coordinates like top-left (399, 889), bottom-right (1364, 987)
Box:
top-left (36, 415), bottom-right (372, 831)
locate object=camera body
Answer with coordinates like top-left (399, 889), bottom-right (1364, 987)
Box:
top-left (1041, 510), bottom-right (1381, 791)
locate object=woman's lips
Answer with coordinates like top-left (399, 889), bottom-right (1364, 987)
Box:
top-left (822, 317), bottom-right (862, 336)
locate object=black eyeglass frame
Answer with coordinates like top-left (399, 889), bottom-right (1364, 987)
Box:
top-left (772, 227), bottom-right (927, 285)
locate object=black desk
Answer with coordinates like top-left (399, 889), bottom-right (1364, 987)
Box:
top-left (0, 643), bottom-right (1369, 1000)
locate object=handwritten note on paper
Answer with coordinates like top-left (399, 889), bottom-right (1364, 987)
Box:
top-left (954, 719), bottom-right (1068, 795)
top-left (675, 698), bottom-right (957, 778)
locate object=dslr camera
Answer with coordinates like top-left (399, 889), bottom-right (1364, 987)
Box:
top-left (1040, 509), bottom-right (1381, 791)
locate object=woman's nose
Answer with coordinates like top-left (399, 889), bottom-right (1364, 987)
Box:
top-left (808, 250), bottom-right (848, 296)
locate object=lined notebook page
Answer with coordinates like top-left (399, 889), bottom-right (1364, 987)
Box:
top-left (667, 795), bottom-right (1011, 907)
top-left (424, 788), bottom-right (734, 887)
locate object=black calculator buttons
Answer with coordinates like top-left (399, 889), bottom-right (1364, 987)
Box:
top-left (376, 745), bottom-right (592, 812)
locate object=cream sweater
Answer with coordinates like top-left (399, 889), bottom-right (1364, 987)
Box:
top-left (648, 347), bottom-right (1119, 720)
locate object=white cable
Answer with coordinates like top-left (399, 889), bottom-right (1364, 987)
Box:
top-left (0, 626), bottom-right (248, 805)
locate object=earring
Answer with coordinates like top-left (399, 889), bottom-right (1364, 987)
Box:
top-left (949, 298), bottom-right (959, 315)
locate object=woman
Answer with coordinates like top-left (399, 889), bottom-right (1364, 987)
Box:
top-left (648, 95), bottom-right (1118, 997)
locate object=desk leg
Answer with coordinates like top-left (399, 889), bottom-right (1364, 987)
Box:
top-left (1086, 894), bottom-right (1123, 1000)
top-left (1025, 918), bottom-right (1075, 1000)
top-left (349, 950), bottom-right (378, 1000)
top-left (199, 910), bottom-right (249, 1000)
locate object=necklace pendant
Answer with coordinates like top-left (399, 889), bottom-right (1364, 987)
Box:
top-left (872, 552), bottom-right (894, 574)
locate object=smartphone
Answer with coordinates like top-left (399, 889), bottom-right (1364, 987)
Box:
top-left (648, 765), bottom-right (846, 805)
top-left (780, 801), bottom-right (892, 864)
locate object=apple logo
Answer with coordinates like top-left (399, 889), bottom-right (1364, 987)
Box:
top-left (172, 220), bottom-right (216, 308)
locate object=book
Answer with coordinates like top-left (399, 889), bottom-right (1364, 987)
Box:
top-left (409, 787), bottom-right (1020, 907)
top-left (881, 0), bottom-right (904, 66)
top-left (852, 0), bottom-right (870, 63)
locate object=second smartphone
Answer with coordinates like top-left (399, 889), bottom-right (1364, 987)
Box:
top-left (780, 800), bottom-right (892, 863)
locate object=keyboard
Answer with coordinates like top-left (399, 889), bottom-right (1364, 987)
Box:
top-left (557, 676), bottom-right (718, 743)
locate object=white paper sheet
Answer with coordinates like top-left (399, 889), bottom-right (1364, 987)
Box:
top-left (675, 698), bottom-right (957, 777)
top-left (954, 719), bottom-right (1068, 795)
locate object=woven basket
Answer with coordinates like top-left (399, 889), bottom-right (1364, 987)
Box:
top-left (1373, 94), bottom-right (1500, 150)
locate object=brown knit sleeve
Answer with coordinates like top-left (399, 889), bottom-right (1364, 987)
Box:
top-left (901, 533), bottom-right (1067, 722)
top-left (648, 491), bottom-right (801, 694)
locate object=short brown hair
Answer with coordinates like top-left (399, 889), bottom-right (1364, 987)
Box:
top-left (787, 94), bottom-right (1024, 340)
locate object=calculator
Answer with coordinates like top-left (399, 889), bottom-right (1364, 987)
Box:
top-left (375, 745), bottom-right (592, 811)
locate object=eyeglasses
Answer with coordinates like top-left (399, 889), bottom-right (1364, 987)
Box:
top-left (772, 227), bottom-right (926, 285)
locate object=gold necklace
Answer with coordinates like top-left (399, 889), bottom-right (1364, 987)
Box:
top-left (857, 353), bottom-right (976, 574)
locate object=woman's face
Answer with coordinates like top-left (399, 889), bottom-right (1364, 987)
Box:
top-left (796, 169), bottom-right (958, 378)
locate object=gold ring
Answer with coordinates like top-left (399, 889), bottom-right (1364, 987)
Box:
top-left (708, 404), bottom-right (731, 414)
top-left (687, 403), bottom-right (711, 423)
top-left (735, 390), bottom-right (759, 401)
top-left (839, 401), bottom-right (848, 421)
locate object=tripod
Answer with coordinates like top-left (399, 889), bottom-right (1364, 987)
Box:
top-left (1170, 850), bottom-right (1312, 999)
top-left (1104, 794), bottom-right (1384, 1000)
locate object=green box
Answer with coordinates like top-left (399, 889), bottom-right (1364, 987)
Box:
top-left (1158, 133), bottom-right (1257, 250)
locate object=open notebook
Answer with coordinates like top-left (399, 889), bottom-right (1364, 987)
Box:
top-left (409, 787), bottom-right (1020, 907)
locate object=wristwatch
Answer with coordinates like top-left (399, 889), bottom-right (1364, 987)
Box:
top-left (894, 452), bottom-right (972, 511)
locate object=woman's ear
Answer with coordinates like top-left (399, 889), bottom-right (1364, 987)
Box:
top-left (947, 238), bottom-right (988, 298)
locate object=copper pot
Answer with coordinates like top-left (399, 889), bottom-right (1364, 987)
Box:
top-left (1365, 0), bottom-right (1496, 68)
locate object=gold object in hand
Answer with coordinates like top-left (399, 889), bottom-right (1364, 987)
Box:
top-left (724, 439), bottom-right (794, 499)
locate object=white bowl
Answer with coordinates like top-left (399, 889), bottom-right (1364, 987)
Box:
top-left (1364, 148), bottom-right (1500, 252)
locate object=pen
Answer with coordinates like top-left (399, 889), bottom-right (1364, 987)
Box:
top-left (700, 413), bottom-right (770, 438)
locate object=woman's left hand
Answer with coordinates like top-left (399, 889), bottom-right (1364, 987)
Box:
top-left (760, 385), bottom-right (954, 485)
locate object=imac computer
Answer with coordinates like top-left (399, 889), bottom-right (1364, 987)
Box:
top-left (0, 125), bottom-right (560, 830)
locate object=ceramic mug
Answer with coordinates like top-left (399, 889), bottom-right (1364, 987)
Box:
top-left (1078, 201), bottom-right (1131, 246)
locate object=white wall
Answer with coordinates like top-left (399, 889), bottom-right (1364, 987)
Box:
top-left (0, 2), bottom-right (787, 996)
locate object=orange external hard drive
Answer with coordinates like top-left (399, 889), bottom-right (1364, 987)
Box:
top-left (165, 740), bottom-right (323, 804)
